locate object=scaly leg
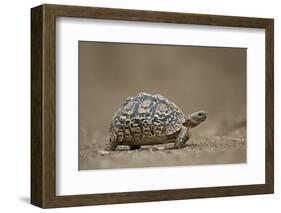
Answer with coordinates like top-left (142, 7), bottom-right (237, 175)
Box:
top-left (174, 126), bottom-right (190, 149)
top-left (105, 140), bottom-right (119, 151)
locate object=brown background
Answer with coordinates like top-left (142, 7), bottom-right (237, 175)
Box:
top-left (79, 41), bottom-right (246, 170)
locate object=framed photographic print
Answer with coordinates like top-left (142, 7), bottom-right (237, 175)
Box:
top-left (31, 4), bottom-right (274, 208)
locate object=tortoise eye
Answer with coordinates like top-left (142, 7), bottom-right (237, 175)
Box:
top-left (198, 113), bottom-right (202, 116)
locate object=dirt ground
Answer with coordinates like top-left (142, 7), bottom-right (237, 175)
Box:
top-left (78, 42), bottom-right (246, 170)
top-left (79, 136), bottom-right (246, 170)
top-left (79, 125), bottom-right (246, 170)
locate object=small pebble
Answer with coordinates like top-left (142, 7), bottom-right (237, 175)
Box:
top-left (98, 150), bottom-right (110, 156)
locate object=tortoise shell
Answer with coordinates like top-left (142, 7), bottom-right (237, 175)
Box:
top-left (109, 92), bottom-right (187, 143)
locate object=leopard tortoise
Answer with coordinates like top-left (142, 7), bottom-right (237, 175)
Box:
top-left (106, 92), bottom-right (207, 151)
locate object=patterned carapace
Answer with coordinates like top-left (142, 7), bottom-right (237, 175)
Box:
top-left (109, 92), bottom-right (187, 144)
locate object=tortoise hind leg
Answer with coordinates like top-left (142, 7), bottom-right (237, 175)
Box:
top-left (105, 140), bottom-right (119, 151)
top-left (174, 126), bottom-right (190, 149)
top-left (129, 145), bottom-right (141, 150)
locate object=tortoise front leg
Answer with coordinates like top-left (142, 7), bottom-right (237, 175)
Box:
top-left (174, 126), bottom-right (190, 149)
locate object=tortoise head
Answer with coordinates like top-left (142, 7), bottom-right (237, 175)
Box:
top-left (184, 111), bottom-right (207, 128)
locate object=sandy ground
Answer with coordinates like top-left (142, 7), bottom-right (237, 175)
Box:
top-left (79, 127), bottom-right (246, 170)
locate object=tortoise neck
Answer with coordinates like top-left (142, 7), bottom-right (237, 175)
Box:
top-left (183, 120), bottom-right (198, 128)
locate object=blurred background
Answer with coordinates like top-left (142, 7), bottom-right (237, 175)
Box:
top-left (79, 41), bottom-right (246, 169)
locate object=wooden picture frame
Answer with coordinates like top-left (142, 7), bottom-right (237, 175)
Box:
top-left (31, 4), bottom-right (274, 208)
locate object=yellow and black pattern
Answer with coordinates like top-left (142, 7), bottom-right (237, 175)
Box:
top-left (109, 92), bottom-right (187, 143)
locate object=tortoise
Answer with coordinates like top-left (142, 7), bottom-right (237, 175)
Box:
top-left (106, 92), bottom-right (207, 151)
